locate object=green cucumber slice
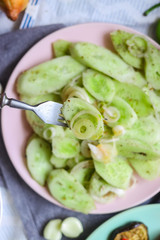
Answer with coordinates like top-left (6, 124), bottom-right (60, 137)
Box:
top-left (145, 43), bottom-right (160, 89)
top-left (50, 154), bottom-right (68, 168)
top-left (61, 217), bottom-right (83, 238)
top-left (123, 115), bottom-right (160, 145)
top-left (53, 39), bottom-right (71, 57)
top-left (52, 136), bottom-right (80, 159)
top-left (82, 69), bottom-right (115, 102)
top-left (117, 137), bottom-right (160, 161)
top-left (66, 153), bottom-right (85, 169)
top-left (26, 135), bottom-right (52, 186)
top-left (17, 56), bottom-right (85, 96)
top-left (70, 42), bottom-right (145, 87)
top-left (70, 160), bottom-right (94, 188)
top-left (43, 219), bottom-right (62, 240)
top-left (47, 169), bottom-right (95, 213)
top-left (111, 30), bottom-right (143, 69)
top-left (146, 88), bottom-right (160, 120)
top-left (114, 81), bottom-right (153, 117)
top-left (20, 93), bottom-right (61, 105)
top-left (89, 172), bottom-right (125, 203)
top-left (129, 158), bottom-right (160, 180)
top-left (25, 111), bottom-right (47, 138)
top-left (94, 157), bottom-right (133, 189)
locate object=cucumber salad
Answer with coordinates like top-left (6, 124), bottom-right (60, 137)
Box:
top-left (16, 30), bottom-right (160, 213)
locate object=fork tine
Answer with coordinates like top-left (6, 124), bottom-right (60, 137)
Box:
top-left (58, 119), bottom-right (68, 127)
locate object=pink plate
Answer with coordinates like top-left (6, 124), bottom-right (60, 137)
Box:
top-left (1, 23), bottom-right (160, 214)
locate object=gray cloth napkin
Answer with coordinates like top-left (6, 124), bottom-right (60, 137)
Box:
top-left (0, 24), bottom-right (160, 240)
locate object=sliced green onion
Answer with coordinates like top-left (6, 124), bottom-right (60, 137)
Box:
top-left (80, 140), bottom-right (97, 157)
top-left (72, 119), bottom-right (95, 139)
top-left (43, 127), bottom-right (56, 141)
top-left (43, 126), bottom-right (64, 141)
top-left (61, 85), bottom-right (94, 103)
top-left (70, 110), bottom-right (101, 140)
top-left (126, 36), bottom-right (147, 58)
top-left (103, 106), bottom-right (120, 123)
top-left (88, 142), bottom-right (117, 163)
top-left (112, 125), bottom-right (126, 137)
top-left (70, 110), bottom-right (99, 129)
top-left (61, 217), bottom-right (83, 238)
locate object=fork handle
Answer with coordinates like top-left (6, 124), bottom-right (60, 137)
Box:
top-left (0, 93), bottom-right (34, 111)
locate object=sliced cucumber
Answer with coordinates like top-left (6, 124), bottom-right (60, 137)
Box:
top-left (70, 42), bottom-right (145, 87)
top-left (94, 157), bottom-right (133, 189)
top-left (89, 172), bottom-right (125, 203)
top-left (147, 89), bottom-right (160, 120)
top-left (47, 169), bottom-right (95, 213)
top-left (129, 158), bottom-right (160, 180)
top-left (124, 115), bottom-right (160, 145)
top-left (145, 43), bottom-right (160, 89)
top-left (110, 30), bottom-right (146, 69)
top-left (114, 81), bottom-right (153, 117)
top-left (61, 217), bottom-right (83, 238)
top-left (17, 56), bottom-right (85, 96)
top-left (43, 219), bottom-right (62, 240)
top-left (66, 153), bottom-right (85, 169)
top-left (50, 154), bottom-right (68, 168)
top-left (70, 160), bottom-right (94, 188)
top-left (52, 136), bottom-right (80, 159)
top-left (117, 137), bottom-right (160, 161)
top-left (25, 111), bottom-right (47, 138)
top-left (20, 92), bottom-right (61, 105)
top-left (107, 96), bottom-right (137, 128)
top-left (26, 135), bottom-right (52, 186)
top-left (82, 69), bottom-right (115, 102)
top-left (53, 39), bottom-right (71, 57)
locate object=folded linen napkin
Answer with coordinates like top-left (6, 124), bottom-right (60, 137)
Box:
top-left (0, 24), bottom-right (160, 240)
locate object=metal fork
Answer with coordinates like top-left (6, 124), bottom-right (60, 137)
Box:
top-left (0, 93), bottom-right (67, 127)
